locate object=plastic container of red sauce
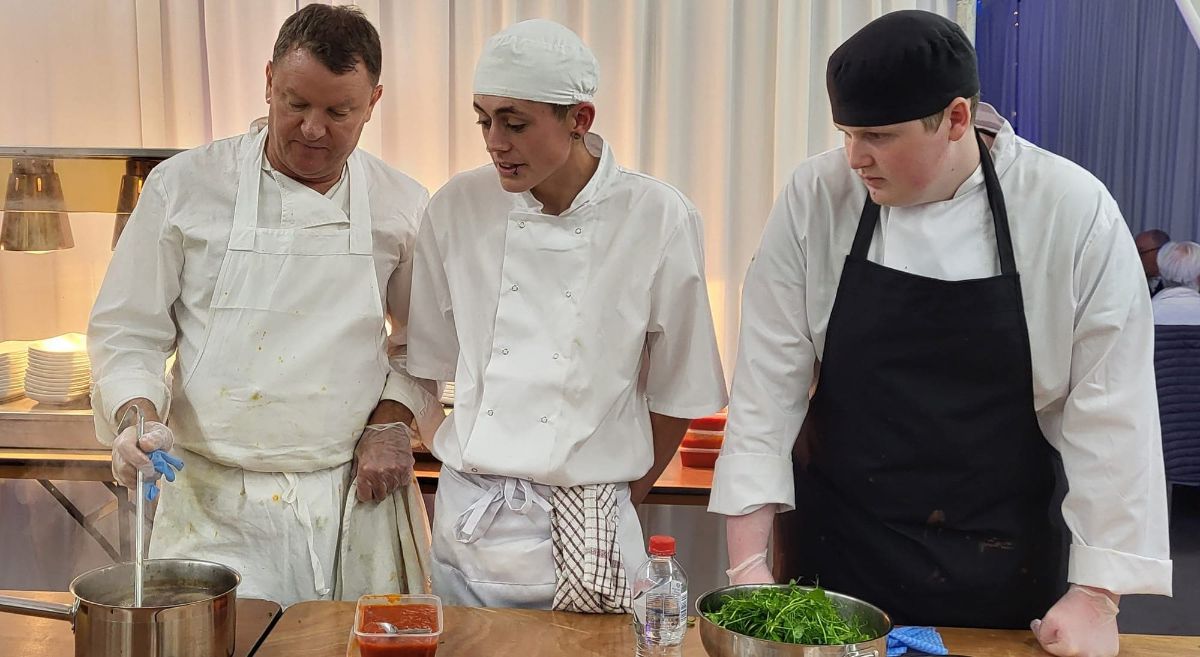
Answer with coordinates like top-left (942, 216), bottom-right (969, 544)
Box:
top-left (354, 594), bottom-right (443, 657)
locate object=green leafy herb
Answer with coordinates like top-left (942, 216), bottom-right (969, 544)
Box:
top-left (704, 585), bottom-right (873, 645)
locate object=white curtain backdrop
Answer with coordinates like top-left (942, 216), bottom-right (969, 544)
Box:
top-left (0, 0), bottom-right (957, 361)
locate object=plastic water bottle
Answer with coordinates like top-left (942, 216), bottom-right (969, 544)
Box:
top-left (632, 535), bottom-right (687, 657)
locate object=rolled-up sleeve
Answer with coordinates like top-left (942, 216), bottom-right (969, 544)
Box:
top-left (407, 209), bottom-right (459, 382)
top-left (1053, 207), bottom-right (1172, 595)
top-left (643, 209), bottom-right (728, 419)
top-left (709, 181), bottom-right (816, 517)
top-left (87, 172), bottom-right (182, 445)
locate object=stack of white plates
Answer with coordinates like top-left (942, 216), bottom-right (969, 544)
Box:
top-left (440, 381), bottom-right (455, 407)
top-left (25, 333), bottom-right (91, 404)
top-left (0, 342), bottom-right (30, 403)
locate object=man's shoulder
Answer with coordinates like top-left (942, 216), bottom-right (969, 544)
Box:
top-left (785, 148), bottom-right (859, 200)
top-left (355, 149), bottom-right (428, 201)
top-left (1009, 139), bottom-right (1115, 206)
top-left (1007, 138), bottom-right (1123, 233)
top-left (427, 164), bottom-right (505, 213)
top-left (152, 134), bottom-right (247, 179)
top-left (611, 167), bottom-right (698, 214)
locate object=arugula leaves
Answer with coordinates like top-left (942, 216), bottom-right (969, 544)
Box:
top-left (704, 585), bottom-right (873, 645)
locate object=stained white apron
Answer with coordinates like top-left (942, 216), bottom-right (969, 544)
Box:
top-left (429, 467), bottom-right (645, 608)
top-left (151, 128), bottom-right (420, 605)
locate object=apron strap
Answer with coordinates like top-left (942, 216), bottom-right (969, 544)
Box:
top-left (849, 129), bottom-right (1016, 277)
top-left (976, 130), bottom-right (1016, 276)
top-left (281, 472), bottom-right (331, 598)
top-left (347, 152), bottom-right (373, 256)
top-left (228, 129), bottom-right (270, 252)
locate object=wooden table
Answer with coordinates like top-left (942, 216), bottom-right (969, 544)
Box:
top-left (0, 590), bottom-right (281, 657)
top-left (254, 602), bottom-right (1200, 657)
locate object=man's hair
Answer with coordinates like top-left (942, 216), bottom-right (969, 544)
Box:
top-left (1138, 229), bottom-right (1172, 250)
top-left (920, 93), bottom-right (981, 132)
top-left (272, 4), bottom-right (382, 85)
top-left (1158, 241), bottom-right (1200, 291)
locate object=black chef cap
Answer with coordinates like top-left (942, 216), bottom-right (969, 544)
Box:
top-left (827, 10), bottom-right (979, 127)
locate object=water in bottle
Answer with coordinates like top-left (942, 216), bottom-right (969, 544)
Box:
top-left (632, 534), bottom-right (687, 657)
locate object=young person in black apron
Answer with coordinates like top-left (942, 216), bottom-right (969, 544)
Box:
top-left (709, 11), bottom-right (1171, 657)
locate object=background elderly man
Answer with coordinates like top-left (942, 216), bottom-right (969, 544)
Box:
top-left (1152, 241), bottom-right (1200, 325)
top-left (1136, 229), bottom-right (1172, 297)
top-left (88, 4), bottom-right (439, 606)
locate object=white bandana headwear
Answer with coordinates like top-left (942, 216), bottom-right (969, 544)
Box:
top-left (473, 19), bottom-right (599, 104)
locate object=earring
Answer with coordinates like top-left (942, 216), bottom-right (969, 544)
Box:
top-left (572, 133), bottom-right (583, 141)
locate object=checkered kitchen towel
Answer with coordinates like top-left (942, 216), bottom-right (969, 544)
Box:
top-left (550, 483), bottom-right (633, 613)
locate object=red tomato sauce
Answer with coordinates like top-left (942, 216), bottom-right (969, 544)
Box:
top-left (358, 604), bottom-right (440, 657)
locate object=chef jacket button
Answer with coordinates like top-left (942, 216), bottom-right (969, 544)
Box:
top-left (487, 409), bottom-right (495, 416)
top-left (552, 353), bottom-right (560, 359)
top-left (518, 221), bottom-right (526, 228)
top-left (501, 348), bottom-right (510, 355)
top-left (511, 284), bottom-right (519, 291)
top-left (575, 228), bottom-right (582, 235)
top-left (471, 468), bottom-right (479, 473)
top-left (564, 291), bottom-right (572, 298)
top-left (540, 416), bottom-right (549, 423)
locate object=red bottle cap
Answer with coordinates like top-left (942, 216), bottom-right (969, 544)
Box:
top-left (649, 535), bottom-right (677, 556)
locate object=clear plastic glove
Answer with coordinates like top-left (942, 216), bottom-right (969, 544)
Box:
top-left (1031, 585), bottom-right (1120, 657)
top-left (726, 550), bottom-right (774, 586)
top-left (352, 422), bottom-right (415, 502)
top-left (111, 420), bottom-right (174, 489)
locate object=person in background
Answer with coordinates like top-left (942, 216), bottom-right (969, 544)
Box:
top-left (88, 4), bottom-right (441, 606)
top-left (1136, 229), bottom-right (1171, 297)
top-left (1152, 241), bottom-right (1200, 325)
top-left (406, 19), bottom-right (727, 612)
top-left (710, 11), bottom-right (1170, 657)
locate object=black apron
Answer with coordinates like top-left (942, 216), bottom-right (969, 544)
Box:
top-left (779, 132), bottom-right (1068, 629)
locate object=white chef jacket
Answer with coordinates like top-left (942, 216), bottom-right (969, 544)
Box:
top-left (407, 133), bottom-right (728, 487)
top-left (710, 104), bottom-right (1172, 596)
top-left (89, 131), bottom-right (437, 445)
top-left (1152, 287), bottom-right (1200, 325)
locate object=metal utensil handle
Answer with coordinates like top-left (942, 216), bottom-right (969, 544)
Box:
top-left (0, 595), bottom-right (75, 622)
top-left (119, 404), bottom-right (147, 608)
top-left (844, 649), bottom-right (878, 657)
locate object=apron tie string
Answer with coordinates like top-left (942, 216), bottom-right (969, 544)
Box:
top-left (281, 472), bottom-right (330, 598)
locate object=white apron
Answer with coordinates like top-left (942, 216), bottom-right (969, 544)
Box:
top-left (151, 129), bottom-right (426, 606)
top-left (429, 467), bottom-right (646, 609)
top-left (336, 481), bottom-right (433, 599)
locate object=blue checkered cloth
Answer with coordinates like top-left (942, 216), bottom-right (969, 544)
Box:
top-left (887, 626), bottom-right (947, 656)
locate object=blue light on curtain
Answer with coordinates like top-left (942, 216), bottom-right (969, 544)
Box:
top-left (977, 0), bottom-right (1200, 240)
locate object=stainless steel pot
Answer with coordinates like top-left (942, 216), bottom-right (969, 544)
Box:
top-left (695, 584), bottom-right (892, 657)
top-left (0, 558), bottom-right (239, 657)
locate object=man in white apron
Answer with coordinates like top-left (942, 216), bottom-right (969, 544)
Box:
top-left (407, 20), bottom-right (728, 612)
top-left (88, 4), bottom-right (439, 607)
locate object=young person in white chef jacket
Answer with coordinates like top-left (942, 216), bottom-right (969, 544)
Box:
top-left (407, 19), bottom-right (728, 612)
top-left (709, 11), bottom-right (1171, 657)
top-left (88, 5), bottom-right (442, 607)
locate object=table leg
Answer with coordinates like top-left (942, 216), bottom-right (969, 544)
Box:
top-left (36, 480), bottom-right (121, 562)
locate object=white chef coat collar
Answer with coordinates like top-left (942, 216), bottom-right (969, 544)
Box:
top-left (1158, 285), bottom-right (1200, 299)
top-left (260, 143), bottom-right (349, 201)
top-left (949, 102), bottom-right (1017, 200)
top-left (515, 132), bottom-right (616, 216)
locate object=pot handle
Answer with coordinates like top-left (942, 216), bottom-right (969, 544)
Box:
top-left (0, 595), bottom-right (76, 623)
top-left (845, 650), bottom-right (878, 657)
